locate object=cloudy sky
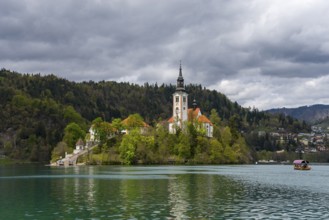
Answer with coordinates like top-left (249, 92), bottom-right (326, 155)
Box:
top-left (2, 0), bottom-right (329, 110)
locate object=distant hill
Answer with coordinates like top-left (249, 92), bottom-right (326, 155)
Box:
top-left (266, 104), bottom-right (329, 124)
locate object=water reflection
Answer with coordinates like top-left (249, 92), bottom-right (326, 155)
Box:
top-left (1, 165), bottom-right (329, 219)
top-left (85, 166), bottom-right (96, 207)
top-left (168, 176), bottom-right (189, 219)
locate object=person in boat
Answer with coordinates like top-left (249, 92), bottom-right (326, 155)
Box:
top-left (293, 160), bottom-right (311, 170)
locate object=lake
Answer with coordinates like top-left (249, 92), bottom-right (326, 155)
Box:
top-left (0, 164), bottom-right (329, 219)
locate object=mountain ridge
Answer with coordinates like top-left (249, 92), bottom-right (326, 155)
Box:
top-left (266, 104), bottom-right (329, 124)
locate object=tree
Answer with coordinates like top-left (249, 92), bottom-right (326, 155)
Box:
top-left (136, 135), bottom-right (155, 163)
top-left (99, 122), bottom-right (114, 144)
top-left (228, 114), bottom-right (240, 139)
top-left (223, 145), bottom-right (237, 163)
top-left (119, 129), bottom-right (141, 164)
top-left (111, 118), bottom-right (124, 134)
top-left (210, 139), bottom-right (224, 163)
top-left (62, 122), bottom-right (86, 148)
top-left (210, 109), bottom-right (222, 140)
top-left (221, 126), bottom-right (232, 147)
top-left (232, 135), bottom-right (251, 163)
top-left (51, 141), bottom-right (70, 162)
top-left (90, 117), bottom-right (103, 142)
top-left (175, 132), bottom-right (191, 160)
top-left (123, 114), bottom-right (145, 129)
top-left (155, 124), bottom-right (174, 162)
top-left (194, 136), bottom-right (211, 163)
top-left (187, 122), bottom-right (198, 157)
top-left (210, 109), bottom-right (221, 126)
top-left (63, 105), bottom-right (87, 130)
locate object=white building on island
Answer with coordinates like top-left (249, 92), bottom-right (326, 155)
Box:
top-left (168, 64), bottom-right (213, 137)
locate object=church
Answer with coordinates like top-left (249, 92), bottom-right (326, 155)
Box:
top-left (168, 64), bottom-right (213, 137)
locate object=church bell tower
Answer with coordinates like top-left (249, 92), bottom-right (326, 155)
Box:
top-left (172, 62), bottom-right (188, 129)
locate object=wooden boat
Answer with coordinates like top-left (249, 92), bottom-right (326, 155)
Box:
top-left (293, 160), bottom-right (311, 170)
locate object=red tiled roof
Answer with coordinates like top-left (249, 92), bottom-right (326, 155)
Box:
top-left (197, 115), bottom-right (213, 125)
top-left (76, 138), bottom-right (84, 146)
top-left (189, 108), bottom-right (213, 125)
top-left (168, 116), bottom-right (174, 123)
top-left (168, 107), bottom-right (213, 126)
top-left (188, 108), bottom-right (201, 121)
top-left (143, 122), bottom-right (150, 127)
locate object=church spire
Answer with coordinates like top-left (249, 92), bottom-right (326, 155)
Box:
top-left (176, 61), bottom-right (185, 91)
top-left (179, 61), bottom-right (182, 77)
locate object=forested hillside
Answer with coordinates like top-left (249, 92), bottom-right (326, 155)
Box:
top-left (0, 69), bottom-right (310, 162)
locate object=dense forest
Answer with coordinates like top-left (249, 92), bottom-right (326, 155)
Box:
top-left (0, 69), bottom-right (310, 163)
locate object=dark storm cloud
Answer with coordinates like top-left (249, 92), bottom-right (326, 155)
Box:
top-left (1, 0), bottom-right (329, 109)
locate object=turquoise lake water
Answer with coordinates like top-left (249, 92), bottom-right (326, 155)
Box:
top-left (0, 164), bottom-right (329, 219)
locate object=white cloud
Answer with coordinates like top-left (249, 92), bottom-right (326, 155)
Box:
top-left (210, 71), bottom-right (329, 110)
